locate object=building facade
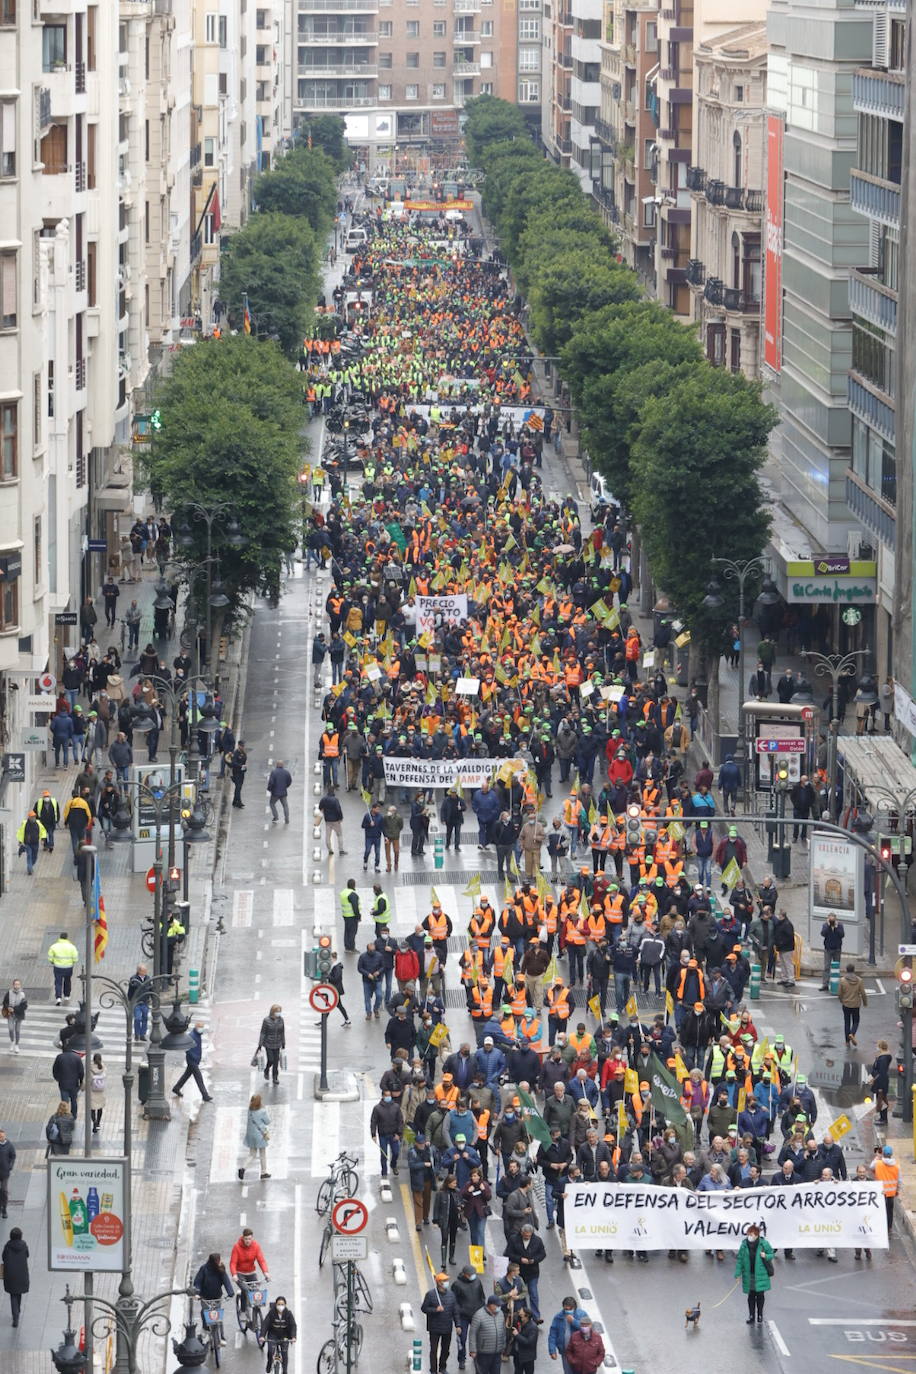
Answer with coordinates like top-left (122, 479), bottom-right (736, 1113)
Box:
top-left (686, 22), bottom-right (766, 376)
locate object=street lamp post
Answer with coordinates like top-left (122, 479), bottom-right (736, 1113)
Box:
top-left (77, 844), bottom-right (98, 1374)
top-left (710, 555), bottom-right (768, 807)
top-left (802, 649), bottom-right (866, 820)
top-left (173, 504), bottom-right (245, 677)
top-left (135, 674), bottom-right (218, 866)
top-left (52, 1282), bottom-right (208, 1374)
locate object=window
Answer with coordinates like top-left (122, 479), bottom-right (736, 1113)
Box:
top-left (0, 252), bottom-right (16, 330)
top-left (518, 79), bottom-right (540, 101)
top-left (644, 136), bottom-right (655, 169)
top-left (32, 372), bottom-right (41, 443)
top-left (645, 20), bottom-right (658, 51)
top-left (406, 20), bottom-right (419, 36)
top-left (0, 578), bottom-right (18, 631)
top-left (86, 241), bottom-right (96, 306)
top-left (518, 0), bottom-right (540, 8)
top-left (405, 83), bottom-right (418, 99)
top-left (643, 200), bottom-right (656, 227)
top-left (433, 20), bottom-right (446, 34)
top-left (730, 328), bottom-right (741, 374)
top-left (42, 24), bottom-right (66, 70)
top-left (0, 101), bottom-right (14, 177)
top-left (204, 12), bottom-right (217, 43)
top-left (33, 516), bottom-right (41, 583)
top-left (852, 417), bottom-right (896, 508)
top-left (481, 51), bottom-right (493, 67)
top-left (519, 18), bottom-right (540, 40)
top-left (47, 359), bottom-right (54, 418)
top-left (733, 130), bottom-right (741, 187)
top-left (379, 51), bottom-right (392, 66)
top-left (433, 51), bottom-right (446, 67)
top-left (204, 136), bottom-right (215, 167)
top-left (378, 83), bottom-right (392, 99)
top-left (518, 47), bottom-right (540, 70)
top-left (379, 20), bottom-right (392, 35)
top-left (203, 212), bottom-right (216, 245)
top-left (480, 82), bottom-right (493, 94)
top-left (431, 83), bottom-right (445, 98)
top-left (0, 402), bottom-right (17, 479)
top-left (406, 51), bottom-right (419, 67)
top-left (735, 84), bottom-right (744, 102)
top-left (481, 20), bottom-right (493, 36)
top-left (219, 15), bottom-right (227, 46)
top-left (0, 0), bottom-right (15, 26)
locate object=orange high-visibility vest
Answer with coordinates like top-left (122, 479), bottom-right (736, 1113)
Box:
top-left (322, 732), bottom-right (340, 757)
top-left (492, 945), bottom-right (513, 979)
top-left (499, 1013), bottom-right (517, 1038)
top-left (435, 1083), bottom-right (459, 1109)
top-left (473, 1108), bottom-right (491, 1139)
top-left (875, 1160), bottom-right (900, 1196)
top-left (469, 910), bottom-right (495, 949)
top-left (586, 913), bottom-right (607, 942)
top-left (510, 984), bottom-right (528, 1016)
top-left (547, 988), bottom-right (571, 1020)
top-left (426, 913), bottom-right (448, 940)
top-left (519, 1018), bottom-right (542, 1043)
top-left (470, 985), bottom-right (493, 1019)
top-left (564, 918), bottom-right (586, 946)
top-left (542, 901), bottom-right (558, 935)
top-left (606, 895), bottom-right (626, 925)
top-left (568, 1030), bottom-right (592, 1056)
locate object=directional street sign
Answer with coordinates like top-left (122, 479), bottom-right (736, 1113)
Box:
top-left (331, 1197), bottom-right (368, 1235)
top-left (898, 944), bottom-right (916, 957)
top-left (755, 738), bottom-right (806, 754)
top-left (309, 983), bottom-right (339, 1014)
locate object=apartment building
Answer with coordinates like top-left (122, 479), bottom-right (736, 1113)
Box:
top-left (685, 22), bottom-right (766, 376)
top-left (594, 0), bottom-right (659, 286)
top-left (843, 0), bottom-right (905, 676)
top-left (294, 0), bottom-right (528, 168)
top-left (542, 0), bottom-right (600, 187)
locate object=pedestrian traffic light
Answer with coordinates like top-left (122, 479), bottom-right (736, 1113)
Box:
top-left (879, 835), bottom-right (894, 864)
top-left (317, 933), bottom-right (333, 977)
top-left (149, 408), bottom-right (162, 432)
top-left (304, 946), bottom-right (319, 980)
top-left (896, 956), bottom-right (913, 1012)
top-left (878, 834), bottom-right (912, 861)
top-left (625, 803), bottom-right (642, 843)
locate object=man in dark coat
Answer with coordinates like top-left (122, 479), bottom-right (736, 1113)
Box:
top-left (51, 1047), bottom-right (84, 1119)
top-left (420, 1272), bottom-right (460, 1374)
top-left (504, 1224), bottom-right (546, 1319)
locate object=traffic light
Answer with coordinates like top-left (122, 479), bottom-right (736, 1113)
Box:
top-left (774, 763), bottom-right (791, 792)
top-left (625, 802), bottom-right (642, 844)
top-left (896, 956), bottom-right (913, 1012)
top-left (304, 945), bottom-right (319, 980)
top-left (878, 834), bottom-right (912, 861)
top-left (879, 835), bottom-right (894, 865)
top-left (317, 933), bottom-right (333, 978)
top-left (149, 408), bottom-right (162, 432)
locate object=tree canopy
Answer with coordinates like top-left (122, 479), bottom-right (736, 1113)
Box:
top-left (464, 95), bottom-right (528, 164)
top-left (218, 212), bottom-right (320, 356)
top-left (295, 114), bottom-right (351, 170)
top-left (253, 147), bottom-right (338, 235)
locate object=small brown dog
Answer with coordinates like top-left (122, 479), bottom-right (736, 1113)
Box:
top-left (684, 1301), bottom-right (701, 1330)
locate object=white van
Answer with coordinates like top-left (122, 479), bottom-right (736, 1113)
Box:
top-left (589, 471), bottom-right (616, 520)
top-left (344, 228), bottom-right (367, 253)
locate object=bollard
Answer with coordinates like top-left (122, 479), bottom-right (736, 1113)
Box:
top-left (188, 968), bottom-right (200, 1004)
top-left (749, 962), bottom-right (761, 1001)
top-left (313, 827), bottom-right (323, 841)
top-left (313, 761), bottom-right (322, 775)
top-left (411, 1337), bottom-right (423, 1370)
top-left (385, 1216), bottom-right (400, 1242)
top-left (392, 1258), bottom-right (407, 1286)
top-left (312, 870), bottom-right (323, 884)
top-left (313, 782), bottom-right (321, 796)
top-left (379, 1179), bottom-right (393, 1203)
top-left (400, 1305), bottom-right (416, 1333)
top-left (829, 959), bottom-right (841, 995)
top-left (313, 847), bottom-right (323, 862)
top-left (433, 830), bottom-right (444, 871)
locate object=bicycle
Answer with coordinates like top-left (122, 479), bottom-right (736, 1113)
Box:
top-left (332, 1263), bottom-right (373, 1316)
top-left (236, 1276), bottom-right (268, 1338)
top-left (317, 1319), bottom-right (362, 1374)
top-left (316, 1152), bottom-right (359, 1217)
top-left (266, 1336), bottom-right (292, 1374)
top-left (199, 1301), bottom-right (225, 1367)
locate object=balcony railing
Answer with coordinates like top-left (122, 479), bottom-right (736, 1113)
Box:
top-left (686, 165), bottom-right (705, 191)
top-left (660, 246), bottom-right (677, 259)
top-left (453, 27), bottom-right (479, 41)
top-left (558, 52), bottom-right (573, 68)
top-left (704, 277), bottom-right (723, 305)
top-left (74, 259), bottom-right (86, 291)
top-left (724, 186), bottom-right (744, 210)
top-left (705, 178), bottom-right (725, 205)
top-left (74, 61), bottom-right (86, 93)
top-left (849, 267), bottom-right (898, 334)
top-left (623, 43), bottom-right (636, 64)
top-left (853, 69), bottom-right (905, 119)
top-left (298, 60), bottom-right (378, 76)
top-left (300, 29), bottom-right (378, 41)
top-left (594, 117), bottom-right (616, 147)
top-left (723, 286), bottom-right (760, 312)
top-left (660, 7), bottom-right (676, 18)
top-left (745, 189), bottom-right (763, 213)
top-left (74, 160), bottom-right (86, 192)
top-left (660, 65), bottom-right (676, 80)
top-left (454, 0), bottom-right (482, 10)
top-left (296, 94), bottom-right (376, 106)
top-left (75, 358), bottom-right (87, 390)
top-left (556, 136), bottom-right (572, 154)
top-left (850, 171), bottom-right (900, 228)
top-left (624, 99), bottom-right (635, 122)
top-left (686, 258), bottom-right (704, 286)
top-left (557, 93), bottom-right (571, 111)
top-left (299, 0), bottom-right (379, 8)
top-left (593, 183), bottom-right (616, 214)
top-left (190, 141), bottom-right (201, 167)
top-left (453, 59), bottom-right (479, 75)
top-left (658, 127), bottom-right (676, 140)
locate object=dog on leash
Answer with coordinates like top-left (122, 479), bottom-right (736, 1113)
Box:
top-left (684, 1301), bottom-right (701, 1330)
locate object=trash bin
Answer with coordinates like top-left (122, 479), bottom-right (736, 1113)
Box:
top-left (137, 1064), bottom-right (151, 1105)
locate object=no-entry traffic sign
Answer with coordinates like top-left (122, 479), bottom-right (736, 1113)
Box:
top-left (309, 983), bottom-right (339, 1014)
top-left (146, 867), bottom-right (157, 892)
top-left (331, 1197), bottom-right (368, 1235)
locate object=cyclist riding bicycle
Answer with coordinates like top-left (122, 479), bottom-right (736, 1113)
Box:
top-left (192, 1253), bottom-right (234, 1346)
top-left (260, 1296), bottom-right (297, 1373)
top-left (230, 1227), bottom-right (270, 1318)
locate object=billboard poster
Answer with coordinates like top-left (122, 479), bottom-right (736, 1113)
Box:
top-left (764, 115), bottom-right (785, 373)
top-left (47, 1158), bottom-right (128, 1272)
top-left (809, 832), bottom-right (864, 956)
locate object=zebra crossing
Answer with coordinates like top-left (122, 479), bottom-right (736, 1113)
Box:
top-left (6, 998), bottom-right (212, 1064)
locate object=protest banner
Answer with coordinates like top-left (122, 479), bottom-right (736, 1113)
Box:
top-left (565, 1180), bottom-right (887, 1251)
top-left (416, 594), bottom-right (469, 636)
top-left (382, 757), bottom-right (522, 790)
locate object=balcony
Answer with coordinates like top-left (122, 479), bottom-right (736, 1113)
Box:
top-left (556, 92), bottom-right (571, 110)
top-left (658, 126), bottom-right (676, 140)
top-left (704, 277), bottom-right (723, 306)
top-left (723, 286), bottom-right (760, 313)
top-left (660, 65), bottom-right (677, 80)
top-left (724, 186), bottom-right (744, 210)
top-left (453, 59), bottom-right (479, 75)
top-left (686, 258), bottom-right (704, 286)
top-left (624, 99), bottom-right (635, 122)
top-left (74, 259), bottom-right (86, 292)
top-left (594, 117), bottom-right (616, 147)
top-left (593, 183), bottom-right (616, 213)
top-left (850, 171), bottom-right (900, 228)
top-left (853, 69), bottom-right (905, 119)
top-left (453, 27), bottom-right (479, 41)
top-left (296, 93), bottom-right (376, 106)
top-left (745, 189), bottom-right (763, 213)
top-left (623, 43), bottom-right (635, 65)
top-left (74, 358), bottom-right (87, 391)
top-left (705, 178), bottom-right (725, 205)
top-left (849, 267), bottom-right (897, 334)
top-left (454, 0), bottom-right (482, 9)
top-left (298, 60), bottom-right (378, 76)
top-left (559, 52), bottom-right (573, 69)
top-left (660, 7), bottom-right (676, 17)
top-left (685, 165), bottom-right (704, 192)
top-left (299, 0), bottom-right (379, 8)
top-left (848, 373), bottom-right (895, 443)
top-left (660, 246), bottom-right (677, 260)
top-left (74, 160), bottom-right (86, 192)
top-left (300, 30), bottom-right (379, 41)
top-left (556, 136), bottom-right (572, 155)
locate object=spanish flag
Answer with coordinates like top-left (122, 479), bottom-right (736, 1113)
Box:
top-left (243, 303), bottom-right (252, 335)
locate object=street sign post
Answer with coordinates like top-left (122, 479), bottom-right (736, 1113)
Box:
top-left (146, 867), bottom-right (158, 893)
top-left (331, 1197), bottom-right (369, 1235)
top-left (309, 983), bottom-right (339, 1093)
top-left (332, 1234), bottom-right (368, 1262)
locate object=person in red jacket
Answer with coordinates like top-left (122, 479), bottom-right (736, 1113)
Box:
top-left (230, 1228), bottom-right (270, 1320)
top-left (714, 826), bottom-right (748, 872)
top-left (395, 942), bottom-right (421, 992)
top-left (566, 1317), bottom-right (606, 1374)
top-left (606, 748), bottom-right (633, 788)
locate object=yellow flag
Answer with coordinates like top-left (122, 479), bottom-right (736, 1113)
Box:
top-left (510, 851), bottom-right (520, 879)
top-left (720, 857), bottom-right (742, 891)
top-left (463, 874), bottom-right (481, 898)
top-left (503, 876), bottom-right (513, 904)
top-left (624, 1068), bottom-right (639, 1096)
top-left (737, 1087), bottom-right (747, 1113)
top-left (428, 1022), bottom-right (450, 1048)
top-left (535, 870), bottom-right (552, 900)
top-left (408, 577), bottom-right (417, 598)
top-left (530, 604), bottom-right (541, 626)
top-left (617, 1099), bottom-right (628, 1140)
top-left (625, 992), bottom-right (639, 1019)
top-left (360, 786), bottom-right (373, 806)
top-left (430, 887), bottom-right (440, 908)
top-left (343, 630), bottom-right (357, 648)
top-left (665, 990), bottom-right (675, 1017)
top-left (588, 994), bottom-right (602, 1021)
top-left (468, 1244), bottom-right (485, 1274)
top-left (570, 771), bottom-right (580, 797)
top-left (541, 955), bottom-right (558, 986)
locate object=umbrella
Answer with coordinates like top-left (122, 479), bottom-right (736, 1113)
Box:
top-left (552, 543), bottom-right (575, 554)
top-left (461, 495), bottom-right (481, 509)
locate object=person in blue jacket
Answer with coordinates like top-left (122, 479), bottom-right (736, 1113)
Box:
top-left (548, 1297), bottom-right (590, 1374)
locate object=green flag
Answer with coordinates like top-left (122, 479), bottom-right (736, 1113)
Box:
top-left (647, 1052), bottom-right (688, 1126)
top-left (516, 1088), bottom-right (552, 1147)
top-left (720, 857), bottom-right (742, 891)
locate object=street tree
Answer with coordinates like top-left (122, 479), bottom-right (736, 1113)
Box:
top-left (218, 212), bottom-right (320, 356)
top-left (527, 251), bottom-right (639, 356)
top-left (464, 95), bottom-right (528, 164)
top-left (253, 148), bottom-right (338, 235)
top-left (295, 113), bottom-right (350, 169)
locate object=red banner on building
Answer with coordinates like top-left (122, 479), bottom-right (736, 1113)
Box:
top-left (763, 114), bottom-right (784, 373)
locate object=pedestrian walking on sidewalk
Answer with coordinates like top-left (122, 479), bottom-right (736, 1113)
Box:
top-left (172, 1023), bottom-right (214, 1102)
top-left (52, 1045), bottom-right (84, 1119)
top-left (819, 914), bottom-right (845, 989)
top-left (1, 1227), bottom-right (28, 1326)
top-left (238, 1094), bottom-right (271, 1181)
top-left (866, 1040), bottom-right (892, 1125)
top-left (127, 964), bottom-right (152, 1041)
top-left (838, 964), bottom-right (868, 1046)
top-left (327, 960), bottom-right (351, 1027)
top-left (267, 761), bottom-right (292, 825)
top-left (2, 981), bottom-right (26, 1053)
top-left (0, 1130), bottom-right (16, 1219)
top-left (230, 741), bottom-right (248, 808)
top-left (34, 791), bottom-right (60, 852)
top-left (318, 789), bottom-right (345, 854)
top-left (735, 1223), bottom-right (774, 1324)
top-left (16, 811), bottom-right (46, 876)
top-left (47, 932), bottom-right (79, 1005)
top-left (44, 1103), bottom-right (75, 1156)
top-left (89, 1053), bottom-right (106, 1135)
top-left (257, 1005), bottom-right (286, 1085)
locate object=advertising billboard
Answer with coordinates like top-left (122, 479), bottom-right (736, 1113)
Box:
top-left (764, 115), bottom-right (785, 373)
top-left (47, 1158), bottom-right (128, 1272)
top-left (808, 832), bottom-right (864, 956)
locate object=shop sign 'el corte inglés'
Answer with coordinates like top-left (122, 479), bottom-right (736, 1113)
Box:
top-left (785, 559), bottom-right (877, 605)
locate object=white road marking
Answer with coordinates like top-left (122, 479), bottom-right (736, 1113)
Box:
top-left (232, 891), bottom-right (254, 928)
top-left (311, 1101), bottom-right (341, 1177)
top-left (293, 1182), bottom-right (303, 1374)
top-left (808, 1317), bottom-right (916, 1326)
top-left (273, 889), bottom-right (295, 927)
top-left (768, 1319), bottom-right (791, 1355)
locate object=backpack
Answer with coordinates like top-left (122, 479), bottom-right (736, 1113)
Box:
top-left (46, 1119), bottom-right (60, 1142)
top-left (92, 1073), bottom-right (105, 1093)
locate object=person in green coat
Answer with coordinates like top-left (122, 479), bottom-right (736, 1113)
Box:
top-left (735, 1224), bottom-right (774, 1324)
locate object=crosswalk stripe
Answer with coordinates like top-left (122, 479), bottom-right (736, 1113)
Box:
top-left (273, 889), bottom-right (295, 926)
top-left (9, 1003), bottom-right (211, 1062)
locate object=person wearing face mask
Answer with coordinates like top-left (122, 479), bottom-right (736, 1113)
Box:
top-left (565, 1316), bottom-right (605, 1374)
top-left (421, 1271), bottom-right (460, 1374)
top-left (260, 1296), bottom-right (297, 1372)
top-left (370, 1087), bottom-right (404, 1177)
